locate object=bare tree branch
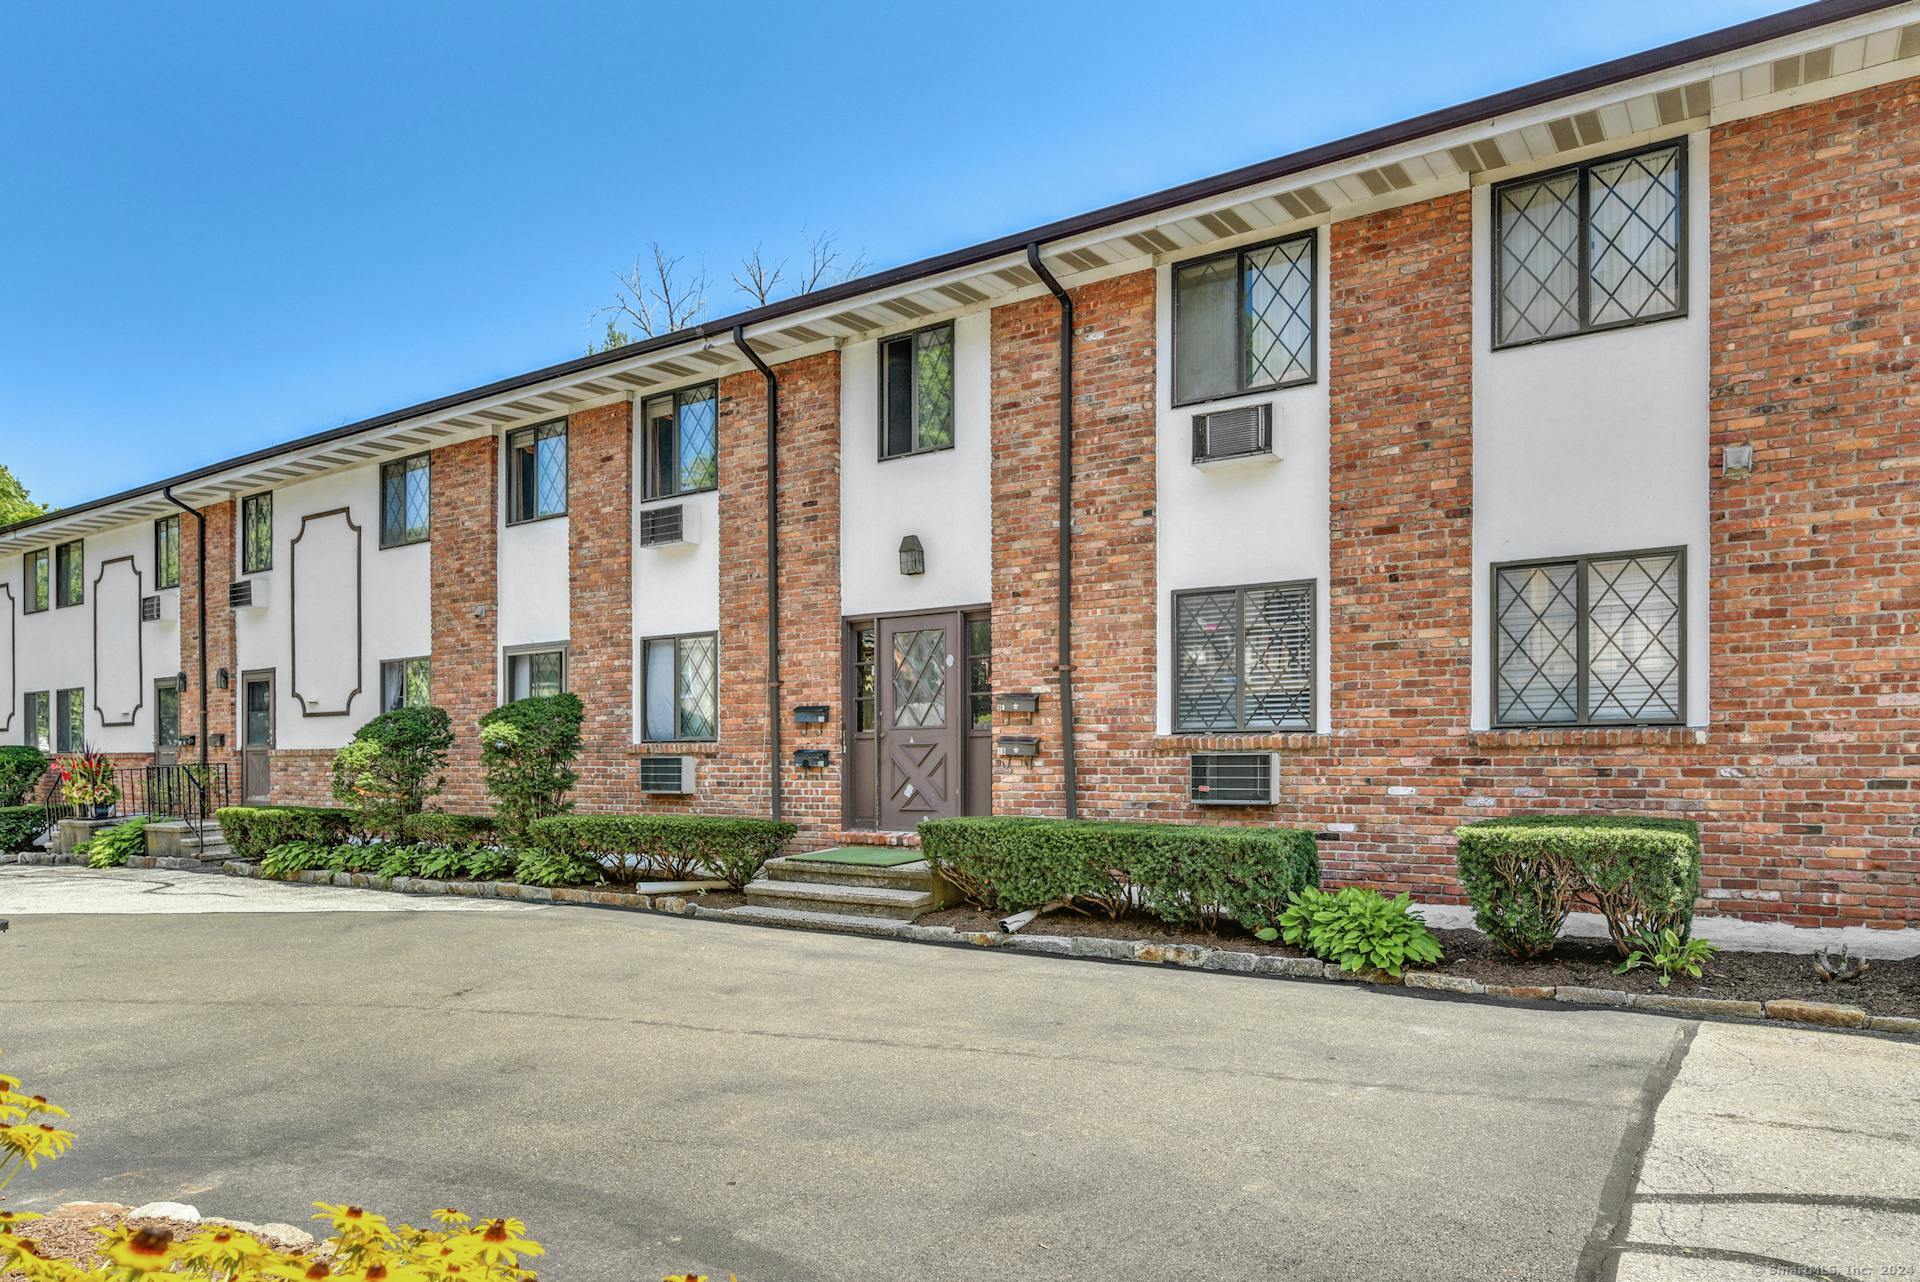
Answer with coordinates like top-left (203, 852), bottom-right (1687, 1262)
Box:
top-left (793, 228), bottom-right (869, 296)
top-left (597, 241), bottom-right (710, 339)
top-left (732, 242), bottom-right (787, 307)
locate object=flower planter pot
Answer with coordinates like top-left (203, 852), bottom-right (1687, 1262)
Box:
top-left (91, 804), bottom-right (114, 820)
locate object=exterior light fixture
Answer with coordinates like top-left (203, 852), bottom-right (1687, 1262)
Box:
top-left (176, 670), bottom-right (188, 693)
top-left (898, 535), bottom-right (925, 577)
top-left (216, 668), bottom-right (230, 690)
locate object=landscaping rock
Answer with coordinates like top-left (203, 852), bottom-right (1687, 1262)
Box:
top-left (55, 1202), bottom-right (131, 1217)
top-left (1628, 993), bottom-right (1766, 1019)
top-left (1485, 984), bottom-right (1557, 1001)
top-left (1867, 1015), bottom-right (1920, 1036)
top-left (1010, 933), bottom-right (1073, 956)
top-left (1404, 972), bottom-right (1485, 995)
top-left (656, 895), bottom-right (689, 914)
top-left (130, 1202), bottom-right (200, 1222)
top-left (206, 1220), bottom-right (315, 1248)
top-left (1202, 949), bottom-right (1258, 974)
top-left (1253, 955), bottom-right (1323, 979)
top-left (899, 923), bottom-right (958, 944)
top-left (957, 930), bottom-right (1008, 948)
top-left (1554, 986), bottom-right (1631, 1008)
top-left (1135, 942), bottom-right (1212, 967)
top-left (1765, 998), bottom-right (1868, 1028)
top-left (1068, 936), bottom-right (1133, 960)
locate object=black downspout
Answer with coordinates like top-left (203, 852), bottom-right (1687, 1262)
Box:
top-left (733, 325), bottom-right (782, 823)
top-left (1025, 244), bottom-right (1078, 819)
top-left (161, 488), bottom-right (208, 771)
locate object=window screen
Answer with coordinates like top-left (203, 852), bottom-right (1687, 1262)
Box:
top-left (1172, 232), bottom-right (1316, 406)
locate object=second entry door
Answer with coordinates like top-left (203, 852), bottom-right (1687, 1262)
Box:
top-left (876, 613), bottom-right (962, 829)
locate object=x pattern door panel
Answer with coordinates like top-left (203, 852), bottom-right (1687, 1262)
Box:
top-left (878, 617), bottom-right (960, 830)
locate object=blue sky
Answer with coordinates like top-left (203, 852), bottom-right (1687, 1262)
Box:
top-left (2, 0), bottom-right (1795, 509)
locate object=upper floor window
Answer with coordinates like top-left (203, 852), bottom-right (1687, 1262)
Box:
top-left (55, 686), bottom-right (84, 752)
top-left (54, 540), bottom-right (84, 608)
top-left (643, 633), bottom-right (717, 742)
top-left (1493, 548), bottom-right (1684, 727)
top-left (380, 656), bottom-right (431, 711)
top-left (1173, 581), bottom-right (1314, 733)
top-left (642, 385), bottom-right (718, 499)
top-left (380, 454), bottom-right (431, 547)
top-left (22, 549), bottom-right (49, 614)
top-left (879, 324), bottom-right (954, 459)
top-left (1172, 231), bottom-right (1316, 407)
top-left (1493, 140), bottom-right (1685, 348)
top-left (23, 691), bottom-right (50, 752)
top-left (154, 516), bottom-right (180, 590)
top-left (505, 645), bottom-right (566, 701)
top-left (507, 421), bottom-right (568, 523)
top-left (241, 492), bottom-right (273, 573)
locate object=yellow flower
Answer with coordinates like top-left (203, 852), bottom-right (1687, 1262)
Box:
top-left (266, 1257), bottom-right (335, 1280)
top-left (0, 1210), bottom-right (45, 1226)
top-left (463, 1217), bottom-right (543, 1265)
top-left (312, 1202), bottom-right (396, 1245)
top-left (102, 1225), bottom-right (178, 1273)
top-left (428, 1208), bottom-right (469, 1228)
top-left (179, 1224), bottom-right (271, 1270)
top-left (1, 1121), bottom-right (77, 1169)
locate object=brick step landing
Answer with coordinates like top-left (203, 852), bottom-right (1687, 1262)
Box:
top-left (831, 829), bottom-right (920, 848)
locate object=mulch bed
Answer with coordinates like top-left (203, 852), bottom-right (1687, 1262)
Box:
top-left (918, 905), bottom-right (1920, 1018)
top-left (1, 1205), bottom-right (315, 1278)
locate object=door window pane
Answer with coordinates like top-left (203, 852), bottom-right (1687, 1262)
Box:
top-left (241, 494), bottom-right (273, 573)
top-left (891, 629), bottom-right (947, 729)
top-left (245, 681), bottom-right (271, 747)
top-left (155, 684), bottom-right (181, 748)
top-left (853, 626), bottom-right (876, 733)
top-left (967, 618), bottom-right (992, 730)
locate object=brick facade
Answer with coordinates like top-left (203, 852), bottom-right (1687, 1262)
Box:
top-left (178, 499), bottom-right (237, 800)
top-left (216, 77), bottom-right (1912, 931)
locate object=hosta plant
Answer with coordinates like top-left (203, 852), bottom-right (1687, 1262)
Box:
top-left (81, 817), bottom-right (149, 869)
top-left (1615, 927), bottom-right (1718, 988)
top-left (1266, 885), bottom-right (1444, 978)
top-left (259, 840), bottom-right (339, 880)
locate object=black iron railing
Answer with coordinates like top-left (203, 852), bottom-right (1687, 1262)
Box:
top-left (138, 763), bottom-right (231, 824)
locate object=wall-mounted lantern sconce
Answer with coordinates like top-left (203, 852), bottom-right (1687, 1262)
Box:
top-left (215, 668), bottom-right (230, 690)
top-left (176, 670), bottom-right (189, 693)
top-left (793, 704), bottom-right (830, 725)
top-left (793, 748), bottom-right (831, 769)
top-left (996, 735), bottom-right (1040, 758)
top-left (1722, 443), bottom-right (1754, 478)
top-left (995, 692), bottom-right (1039, 715)
top-left (898, 534), bottom-right (925, 577)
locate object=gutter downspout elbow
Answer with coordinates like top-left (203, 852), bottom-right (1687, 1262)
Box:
top-left (1026, 243), bottom-right (1078, 820)
top-left (734, 325), bottom-right (783, 823)
top-left (161, 488), bottom-right (209, 771)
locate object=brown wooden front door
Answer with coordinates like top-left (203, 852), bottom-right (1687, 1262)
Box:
top-left (877, 613), bottom-right (962, 829)
top-left (153, 679), bottom-right (182, 769)
top-left (241, 670), bottom-right (275, 803)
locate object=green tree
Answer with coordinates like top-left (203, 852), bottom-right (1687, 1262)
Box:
top-left (0, 465), bottom-right (46, 526)
top-left (586, 318), bottom-right (632, 356)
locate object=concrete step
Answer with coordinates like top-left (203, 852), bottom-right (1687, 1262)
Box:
top-left (703, 904), bottom-right (908, 937)
top-left (742, 877), bottom-right (934, 920)
top-left (765, 854), bottom-right (935, 892)
top-left (832, 829), bottom-right (921, 848)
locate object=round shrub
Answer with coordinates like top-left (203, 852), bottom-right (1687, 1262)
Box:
top-left (330, 705), bottom-right (454, 837)
top-left (0, 746), bottom-right (48, 806)
top-left (479, 694), bottom-right (583, 838)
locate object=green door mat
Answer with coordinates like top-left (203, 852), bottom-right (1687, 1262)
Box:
top-left (795, 846), bottom-right (923, 868)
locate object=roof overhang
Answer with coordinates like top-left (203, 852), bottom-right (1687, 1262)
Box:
top-left (3, 0), bottom-right (1914, 556)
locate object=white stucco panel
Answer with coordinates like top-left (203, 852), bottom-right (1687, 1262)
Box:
top-left (91, 557), bottom-right (145, 727)
top-left (0, 579), bottom-right (16, 740)
top-left (289, 509), bottom-right (364, 719)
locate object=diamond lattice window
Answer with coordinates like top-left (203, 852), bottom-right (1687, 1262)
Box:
top-left (241, 494), bottom-right (272, 574)
top-left (643, 384), bottom-right (718, 498)
top-left (1494, 550), bottom-right (1684, 727)
top-left (891, 628), bottom-right (948, 729)
top-left (1494, 142), bottom-right (1684, 347)
top-left (508, 421), bottom-right (568, 522)
top-left (643, 634), bottom-right (718, 742)
top-left (880, 324), bottom-right (956, 459)
top-left (381, 455), bottom-right (431, 547)
top-left (1173, 231), bottom-right (1316, 406)
top-left (1175, 581), bottom-right (1314, 733)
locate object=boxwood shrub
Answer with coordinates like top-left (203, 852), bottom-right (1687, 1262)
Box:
top-left (1455, 815), bottom-right (1701, 959)
top-left (0, 746), bottom-right (48, 807)
top-left (0, 805), bottom-right (50, 854)
top-left (216, 805), bottom-right (355, 862)
top-left (401, 811), bottom-right (499, 846)
top-left (528, 814), bottom-right (796, 889)
top-left (918, 816), bottom-right (1320, 933)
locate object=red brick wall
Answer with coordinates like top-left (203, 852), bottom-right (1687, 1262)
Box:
top-left (178, 499), bottom-right (238, 800)
top-left (429, 435), bottom-right (498, 812)
top-left (568, 400), bottom-right (635, 805)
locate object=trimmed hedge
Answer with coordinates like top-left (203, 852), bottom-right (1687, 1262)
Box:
top-left (401, 812), bottom-right (499, 845)
top-left (0, 746), bottom-right (48, 807)
top-left (1455, 815), bottom-right (1701, 959)
top-left (216, 806), bottom-right (355, 861)
top-left (527, 814), bottom-right (796, 889)
top-left (918, 817), bottom-right (1320, 932)
top-left (0, 805), bottom-right (50, 854)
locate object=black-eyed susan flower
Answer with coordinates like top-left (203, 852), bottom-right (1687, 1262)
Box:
top-left (464, 1217), bottom-right (543, 1265)
top-left (429, 1208), bottom-right (470, 1228)
top-left (103, 1225), bottom-right (177, 1273)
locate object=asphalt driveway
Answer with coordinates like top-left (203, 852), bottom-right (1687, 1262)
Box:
top-left (4, 867), bottom-right (1912, 1281)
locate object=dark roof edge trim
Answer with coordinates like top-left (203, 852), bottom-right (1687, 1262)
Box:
top-left (2, 0), bottom-right (1902, 540)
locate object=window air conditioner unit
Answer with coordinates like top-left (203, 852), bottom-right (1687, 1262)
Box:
top-left (1190, 752), bottom-right (1279, 806)
top-left (1192, 403), bottom-right (1275, 465)
top-left (639, 503), bottom-right (697, 548)
top-left (638, 755), bottom-right (696, 795)
top-left (228, 577), bottom-right (270, 610)
top-left (141, 594), bottom-right (179, 623)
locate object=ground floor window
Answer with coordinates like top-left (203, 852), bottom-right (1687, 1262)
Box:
top-left (55, 687), bottom-right (85, 752)
top-left (643, 633), bottom-right (717, 742)
top-left (381, 657), bottom-right (432, 711)
top-left (1173, 581), bottom-right (1315, 733)
top-left (23, 691), bottom-right (50, 752)
top-left (1493, 548), bottom-right (1684, 727)
top-left (505, 646), bottom-right (566, 701)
